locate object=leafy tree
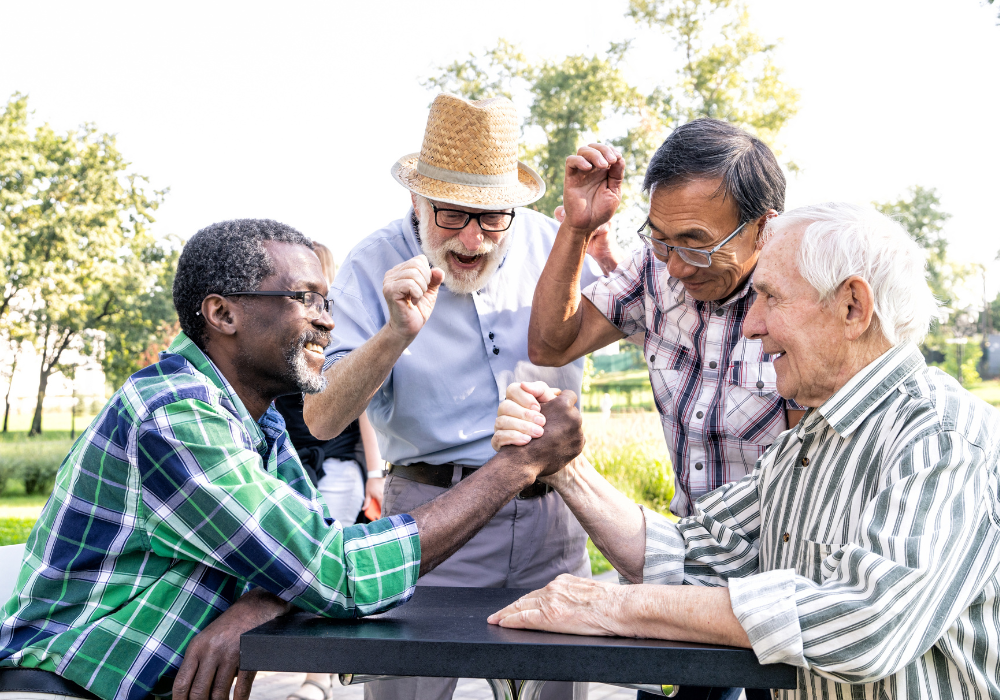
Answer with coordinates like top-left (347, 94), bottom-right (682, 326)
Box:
top-left (874, 186), bottom-right (967, 312)
top-left (0, 93), bottom-right (173, 435)
top-left (425, 0), bottom-right (798, 221)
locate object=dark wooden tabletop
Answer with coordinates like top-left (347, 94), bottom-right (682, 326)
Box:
top-left (241, 586), bottom-right (797, 690)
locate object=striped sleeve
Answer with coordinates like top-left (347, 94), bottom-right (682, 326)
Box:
top-left (583, 247), bottom-right (649, 338)
top-left (730, 429), bottom-right (1000, 682)
top-left (630, 470), bottom-right (764, 587)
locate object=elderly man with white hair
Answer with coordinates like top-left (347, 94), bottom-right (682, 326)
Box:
top-left (489, 203), bottom-right (1000, 699)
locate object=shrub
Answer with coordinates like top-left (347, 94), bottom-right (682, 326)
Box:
top-left (0, 517), bottom-right (36, 546)
top-left (0, 440), bottom-right (71, 496)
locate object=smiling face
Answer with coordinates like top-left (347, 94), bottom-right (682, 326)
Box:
top-left (742, 224), bottom-right (848, 407)
top-left (646, 178), bottom-right (761, 302)
top-left (235, 241), bottom-right (334, 396)
top-left (415, 196), bottom-right (513, 295)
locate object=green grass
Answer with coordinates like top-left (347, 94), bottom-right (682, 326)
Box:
top-left (970, 379), bottom-right (1000, 407)
top-left (0, 517), bottom-right (36, 546)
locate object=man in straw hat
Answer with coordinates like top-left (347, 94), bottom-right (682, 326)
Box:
top-left (303, 93), bottom-right (619, 700)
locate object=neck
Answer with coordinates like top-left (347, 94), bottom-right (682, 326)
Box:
top-left (817, 336), bottom-right (895, 407)
top-left (205, 345), bottom-right (275, 421)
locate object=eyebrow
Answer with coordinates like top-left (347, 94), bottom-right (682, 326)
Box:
top-left (645, 219), bottom-right (713, 243)
top-left (753, 280), bottom-right (780, 297)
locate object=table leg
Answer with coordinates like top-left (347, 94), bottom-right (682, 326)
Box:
top-left (517, 679), bottom-right (546, 700)
top-left (486, 678), bottom-right (517, 700)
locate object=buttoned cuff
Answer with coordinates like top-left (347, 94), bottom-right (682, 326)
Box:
top-left (618, 506), bottom-right (686, 586)
top-left (323, 349), bottom-right (349, 373)
top-left (728, 568), bottom-right (807, 667)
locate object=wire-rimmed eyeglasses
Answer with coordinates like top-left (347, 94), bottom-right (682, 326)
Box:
top-left (222, 291), bottom-right (331, 319)
top-left (637, 219), bottom-right (749, 268)
top-left (432, 204), bottom-right (515, 232)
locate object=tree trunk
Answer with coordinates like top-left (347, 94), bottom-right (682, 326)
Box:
top-left (2, 355), bottom-right (16, 433)
top-left (29, 366), bottom-right (50, 437)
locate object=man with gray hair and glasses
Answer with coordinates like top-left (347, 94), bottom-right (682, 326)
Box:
top-left (523, 119), bottom-right (805, 530)
top-left (491, 203), bottom-right (1000, 700)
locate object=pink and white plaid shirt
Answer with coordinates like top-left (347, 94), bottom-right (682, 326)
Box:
top-left (584, 246), bottom-right (798, 517)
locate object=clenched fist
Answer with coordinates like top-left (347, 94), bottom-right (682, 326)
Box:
top-left (382, 255), bottom-right (445, 340)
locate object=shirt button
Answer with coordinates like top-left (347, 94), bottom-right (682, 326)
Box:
top-left (493, 347), bottom-right (500, 355)
top-left (489, 332), bottom-right (494, 340)
top-left (801, 457), bottom-right (810, 466)
top-left (650, 355), bottom-right (656, 363)
top-left (756, 380), bottom-right (764, 389)
top-left (783, 533), bottom-right (790, 543)
top-left (709, 361), bottom-right (717, 369)
top-left (715, 309), bottom-right (724, 316)
top-left (695, 462), bottom-right (704, 470)
top-left (696, 411), bottom-right (703, 419)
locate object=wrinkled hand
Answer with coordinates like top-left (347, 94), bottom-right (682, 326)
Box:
top-left (554, 206), bottom-right (620, 275)
top-left (173, 588), bottom-right (291, 700)
top-left (496, 391), bottom-right (583, 478)
top-left (487, 574), bottom-right (624, 637)
top-left (382, 255), bottom-right (445, 340)
top-left (492, 381), bottom-right (561, 451)
top-left (562, 143), bottom-right (624, 235)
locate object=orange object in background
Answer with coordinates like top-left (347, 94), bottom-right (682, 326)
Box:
top-left (364, 499), bottom-right (381, 521)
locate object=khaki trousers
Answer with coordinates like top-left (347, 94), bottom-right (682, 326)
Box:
top-left (365, 472), bottom-right (591, 700)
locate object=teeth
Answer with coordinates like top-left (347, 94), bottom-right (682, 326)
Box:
top-left (773, 352), bottom-right (784, 360)
top-left (304, 342), bottom-right (323, 353)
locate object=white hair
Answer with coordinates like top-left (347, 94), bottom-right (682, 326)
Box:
top-left (765, 202), bottom-right (938, 346)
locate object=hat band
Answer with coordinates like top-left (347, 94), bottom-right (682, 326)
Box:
top-left (416, 159), bottom-right (519, 188)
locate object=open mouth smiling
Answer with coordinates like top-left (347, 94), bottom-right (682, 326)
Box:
top-left (450, 251), bottom-right (485, 267)
top-left (303, 342), bottom-right (325, 356)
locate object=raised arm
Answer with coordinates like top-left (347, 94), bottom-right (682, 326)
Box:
top-left (304, 255), bottom-right (443, 440)
top-left (528, 144), bottom-right (626, 367)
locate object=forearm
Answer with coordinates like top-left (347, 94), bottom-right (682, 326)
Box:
top-left (358, 412), bottom-right (383, 473)
top-left (612, 585), bottom-right (750, 648)
top-left (411, 447), bottom-right (537, 576)
top-left (528, 223), bottom-right (593, 365)
top-left (304, 325), bottom-right (410, 440)
top-left (546, 458), bottom-right (646, 582)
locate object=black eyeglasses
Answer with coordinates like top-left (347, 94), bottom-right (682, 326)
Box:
top-left (432, 204), bottom-right (515, 232)
top-left (222, 291), bottom-right (331, 319)
top-left (637, 220), bottom-right (749, 268)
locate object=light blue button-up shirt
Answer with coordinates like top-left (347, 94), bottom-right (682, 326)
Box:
top-left (324, 208), bottom-right (602, 467)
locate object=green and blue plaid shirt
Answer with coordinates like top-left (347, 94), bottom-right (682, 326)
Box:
top-left (0, 333), bottom-right (421, 700)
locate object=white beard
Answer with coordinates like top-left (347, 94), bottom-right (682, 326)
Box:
top-left (417, 206), bottom-right (513, 295)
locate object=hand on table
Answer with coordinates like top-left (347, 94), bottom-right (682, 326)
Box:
top-left (487, 574), bottom-right (625, 637)
top-left (173, 587), bottom-right (291, 700)
top-left (382, 255), bottom-right (445, 340)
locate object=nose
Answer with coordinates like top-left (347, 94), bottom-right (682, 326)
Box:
top-left (666, 250), bottom-right (699, 279)
top-left (743, 295), bottom-right (766, 340)
top-left (314, 308), bottom-right (335, 331)
top-left (457, 222), bottom-right (485, 252)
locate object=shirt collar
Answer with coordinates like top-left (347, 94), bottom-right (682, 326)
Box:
top-left (815, 342), bottom-right (925, 438)
top-left (164, 331), bottom-right (268, 450)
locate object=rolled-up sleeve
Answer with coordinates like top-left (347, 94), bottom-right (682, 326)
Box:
top-left (731, 431), bottom-right (1000, 682)
top-left (137, 399), bottom-right (420, 618)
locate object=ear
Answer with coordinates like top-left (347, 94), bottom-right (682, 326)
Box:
top-left (200, 294), bottom-right (242, 340)
top-left (839, 276), bottom-right (876, 342)
top-left (754, 209), bottom-right (778, 251)
top-left (410, 192), bottom-right (419, 210)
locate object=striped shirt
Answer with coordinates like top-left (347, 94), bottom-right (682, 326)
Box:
top-left (636, 342), bottom-right (1000, 699)
top-left (0, 333), bottom-right (420, 700)
top-left (584, 246), bottom-right (799, 516)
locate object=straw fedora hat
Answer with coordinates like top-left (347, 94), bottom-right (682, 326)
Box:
top-left (391, 93), bottom-right (545, 211)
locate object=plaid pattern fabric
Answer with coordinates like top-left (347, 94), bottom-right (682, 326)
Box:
top-left (584, 246), bottom-right (798, 516)
top-left (0, 333), bottom-right (420, 700)
top-left (637, 343), bottom-right (1000, 699)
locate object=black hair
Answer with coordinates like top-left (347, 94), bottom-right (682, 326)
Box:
top-left (172, 219), bottom-right (313, 349)
top-left (643, 118), bottom-right (786, 222)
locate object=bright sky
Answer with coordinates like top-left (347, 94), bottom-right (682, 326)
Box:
top-left (4, 0), bottom-right (998, 304)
